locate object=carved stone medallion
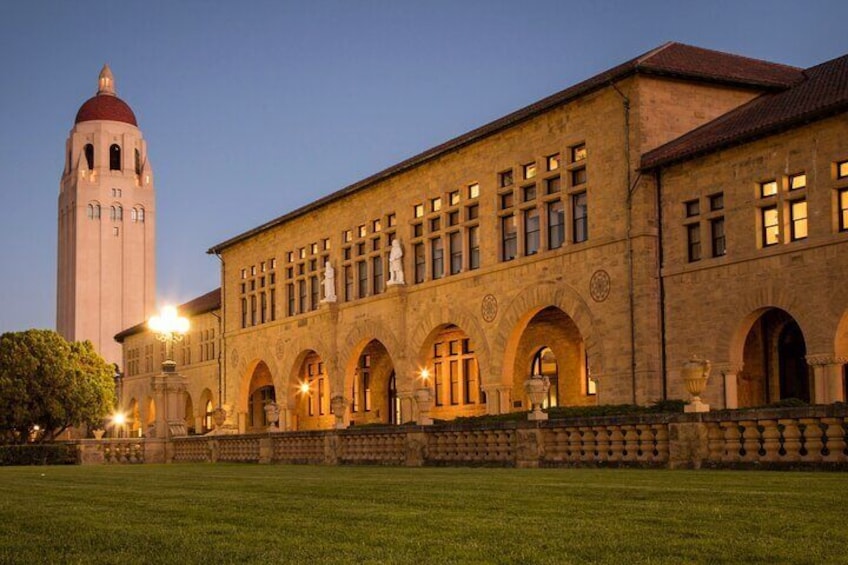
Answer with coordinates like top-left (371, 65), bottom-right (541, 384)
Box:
top-left (275, 338), bottom-right (286, 361)
top-left (230, 348), bottom-right (239, 368)
top-left (589, 270), bottom-right (611, 303)
top-left (481, 294), bottom-right (498, 323)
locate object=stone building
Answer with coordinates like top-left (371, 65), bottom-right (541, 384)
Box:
top-left (57, 66), bottom-right (156, 367)
top-left (116, 43), bottom-right (848, 435)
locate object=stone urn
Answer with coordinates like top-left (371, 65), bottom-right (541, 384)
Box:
top-left (330, 395), bottom-right (348, 429)
top-left (682, 356), bottom-right (711, 413)
top-left (524, 375), bottom-right (551, 421)
top-left (92, 429), bottom-right (106, 440)
top-left (264, 402), bottom-right (280, 431)
top-left (212, 407), bottom-right (227, 428)
top-left (414, 387), bottom-right (434, 426)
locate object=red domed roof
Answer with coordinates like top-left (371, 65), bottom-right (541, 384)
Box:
top-left (75, 94), bottom-right (138, 126)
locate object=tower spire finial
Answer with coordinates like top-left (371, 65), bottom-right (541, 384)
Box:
top-left (98, 64), bottom-right (116, 96)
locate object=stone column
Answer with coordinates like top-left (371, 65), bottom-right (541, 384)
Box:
top-left (397, 389), bottom-right (415, 424)
top-left (806, 355), bottom-right (848, 404)
top-left (150, 367), bottom-right (188, 439)
top-left (715, 364), bottom-right (742, 410)
top-left (482, 384), bottom-right (512, 415)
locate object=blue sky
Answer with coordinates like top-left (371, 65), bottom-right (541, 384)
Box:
top-left (0, 0), bottom-right (846, 333)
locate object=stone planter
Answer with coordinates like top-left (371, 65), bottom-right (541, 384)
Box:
top-left (683, 356), bottom-right (711, 413)
top-left (92, 429), bottom-right (106, 440)
top-left (264, 402), bottom-right (280, 431)
top-left (524, 376), bottom-right (551, 421)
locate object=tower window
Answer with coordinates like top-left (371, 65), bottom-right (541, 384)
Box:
top-left (109, 144), bottom-right (121, 171)
top-left (135, 149), bottom-right (142, 176)
top-left (84, 144), bottom-right (94, 170)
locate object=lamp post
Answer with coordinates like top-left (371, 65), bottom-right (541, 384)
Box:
top-left (148, 305), bottom-right (190, 373)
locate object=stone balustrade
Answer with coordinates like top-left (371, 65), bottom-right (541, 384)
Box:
top-left (78, 405), bottom-right (847, 469)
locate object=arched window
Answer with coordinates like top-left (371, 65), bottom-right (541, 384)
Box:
top-left (131, 208), bottom-right (138, 222)
top-left (94, 204), bottom-right (101, 219)
top-left (116, 205), bottom-right (123, 221)
top-left (134, 148), bottom-right (142, 176)
top-left (388, 371), bottom-right (399, 424)
top-left (530, 346), bottom-right (558, 408)
top-left (84, 144), bottom-right (94, 170)
top-left (110, 206), bottom-right (116, 221)
top-left (137, 207), bottom-right (145, 223)
top-left (204, 400), bottom-right (214, 433)
top-left (87, 204), bottom-right (94, 219)
top-left (109, 144), bottom-right (121, 171)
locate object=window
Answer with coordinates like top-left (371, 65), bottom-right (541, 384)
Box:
top-left (250, 295), bottom-right (257, 326)
top-left (711, 218), bottom-right (726, 257)
top-left (344, 266), bottom-right (353, 301)
top-left (412, 223), bottom-right (423, 238)
top-left (135, 148), bottom-right (141, 175)
top-left (449, 190), bottom-right (460, 206)
top-left (545, 176), bottom-right (561, 194)
top-left (762, 206), bottom-right (779, 246)
top-left (109, 144), bottom-right (121, 171)
top-left (84, 144), bottom-right (94, 170)
top-left (789, 200), bottom-right (808, 241)
top-left (523, 162), bottom-right (536, 180)
top-left (468, 183), bottom-right (480, 199)
top-left (433, 363), bottom-right (443, 406)
top-left (131, 208), bottom-right (138, 222)
top-left (840, 189), bottom-right (848, 232)
top-left (431, 197), bottom-right (442, 212)
top-left (414, 204), bottom-right (424, 218)
top-left (524, 208), bottom-right (540, 255)
top-left (789, 173), bottom-right (806, 191)
top-left (431, 238), bottom-right (444, 279)
top-left (709, 193), bottom-right (724, 211)
top-left (685, 200), bottom-right (700, 217)
top-left (414, 243), bottom-right (425, 283)
top-left (546, 154), bottom-right (560, 171)
top-left (501, 214), bottom-right (517, 261)
top-left (449, 361), bottom-right (459, 404)
top-left (500, 192), bottom-right (514, 210)
top-left (760, 180), bottom-right (778, 198)
top-left (387, 214), bottom-right (397, 228)
top-left (241, 298), bottom-right (248, 328)
top-left (686, 224), bottom-right (701, 262)
top-left (260, 292), bottom-right (267, 324)
top-left (87, 204), bottom-right (94, 219)
top-left (343, 230), bottom-right (353, 243)
top-left (530, 347), bottom-right (558, 408)
top-left (499, 170), bottom-right (513, 188)
top-left (522, 185), bottom-right (536, 202)
top-left (287, 284), bottom-right (295, 316)
top-left (571, 167), bottom-right (587, 186)
top-left (572, 193), bottom-right (588, 243)
top-left (449, 231), bottom-right (462, 275)
top-left (298, 279), bottom-right (307, 312)
top-left (310, 275), bottom-right (319, 309)
top-left (357, 261), bottom-right (368, 298)
top-left (838, 160), bottom-right (848, 179)
top-left (372, 256), bottom-right (384, 294)
top-left (372, 219), bottom-right (381, 233)
top-left (448, 210), bottom-right (460, 226)
top-left (467, 204), bottom-right (479, 221)
top-left (430, 217), bottom-right (441, 232)
top-left (571, 143), bottom-right (587, 162)
top-left (357, 225), bottom-right (366, 238)
top-left (547, 200), bottom-right (564, 249)
top-left (468, 225), bottom-right (480, 270)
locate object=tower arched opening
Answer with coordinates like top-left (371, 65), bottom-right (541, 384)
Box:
top-left (109, 144), bottom-right (121, 171)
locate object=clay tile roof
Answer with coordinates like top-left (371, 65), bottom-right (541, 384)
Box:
top-left (75, 94), bottom-right (138, 126)
top-left (641, 53), bottom-right (848, 170)
top-left (114, 288), bottom-right (220, 343)
top-left (208, 42), bottom-right (804, 254)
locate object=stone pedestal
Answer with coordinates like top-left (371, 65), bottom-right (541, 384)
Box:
top-left (414, 387), bottom-right (434, 426)
top-left (482, 384), bottom-right (512, 415)
top-left (807, 356), bottom-right (848, 404)
top-left (330, 396), bottom-right (349, 429)
top-left (150, 366), bottom-right (188, 439)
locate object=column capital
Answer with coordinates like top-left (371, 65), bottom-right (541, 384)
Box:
top-left (806, 354), bottom-right (848, 367)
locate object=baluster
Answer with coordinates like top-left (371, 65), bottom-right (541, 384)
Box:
top-left (622, 425), bottom-right (638, 462)
top-left (759, 420), bottom-right (780, 462)
top-left (720, 422), bottom-right (742, 462)
top-left (779, 419), bottom-right (802, 462)
top-left (821, 418), bottom-right (845, 463)
top-left (608, 426), bottom-right (624, 463)
top-left (799, 419), bottom-right (823, 462)
top-left (652, 424), bottom-right (669, 462)
top-left (740, 420), bottom-right (759, 462)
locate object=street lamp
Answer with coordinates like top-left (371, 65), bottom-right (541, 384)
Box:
top-left (148, 305), bottom-right (190, 373)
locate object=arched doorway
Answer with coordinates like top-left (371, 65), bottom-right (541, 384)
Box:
top-left (347, 340), bottom-right (396, 426)
top-left (738, 309), bottom-right (810, 406)
top-left (509, 307), bottom-right (591, 411)
top-left (199, 389), bottom-right (215, 433)
top-left (419, 324), bottom-right (485, 421)
top-left (292, 352), bottom-right (331, 430)
top-left (246, 361), bottom-right (276, 432)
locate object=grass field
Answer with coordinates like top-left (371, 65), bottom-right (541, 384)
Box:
top-left (0, 464), bottom-right (845, 564)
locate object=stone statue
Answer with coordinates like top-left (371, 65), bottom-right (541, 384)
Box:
top-left (322, 261), bottom-right (337, 303)
top-left (388, 239), bottom-right (405, 285)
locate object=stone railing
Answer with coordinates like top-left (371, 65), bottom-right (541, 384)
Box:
top-left (81, 405), bottom-right (845, 469)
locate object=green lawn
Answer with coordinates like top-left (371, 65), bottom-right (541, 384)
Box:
top-left (0, 465), bottom-right (845, 564)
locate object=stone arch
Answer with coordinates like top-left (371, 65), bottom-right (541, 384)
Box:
top-left (237, 358), bottom-right (277, 417)
top-left (408, 304), bottom-right (492, 391)
top-left (339, 318), bottom-right (403, 374)
top-left (493, 281), bottom-right (604, 387)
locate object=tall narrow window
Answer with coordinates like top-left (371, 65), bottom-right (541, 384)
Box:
top-left (357, 261), bottom-right (368, 298)
top-left (269, 288), bottom-right (276, 321)
top-left (287, 283), bottom-right (295, 316)
top-left (463, 358), bottom-right (477, 404)
top-left (433, 363), bottom-right (443, 407)
top-left (762, 206), bottom-right (779, 246)
top-left (87, 204), bottom-right (94, 219)
top-left (84, 144), bottom-right (94, 170)
top-left (548, 200), bottom-right (564, 249)
top-left (572, 193), bottom-right (588, 243)
top-left (449, 231), bottom-right (462, 275)
top-left (241, 298), bottom-right (247, 328)
top-left (93, 204), bottom-right (101, 219)
top-left (344, 265), bottom-right (354, 301)
top-left (839, 189), bottom-right (848, 232)
top-left (298, 279), bottom-right (307, 312)
top-left (686, 224), bottom-right (701, 262)
top-left (524, 208), bottom-right (540, 255)
top-left (260, 292), bottom-right (267, 324)
top-left (711, 218), bottom-right (726, 257)
top-left (137, 207), bottom-right (144, 223)
top-left (250, 295), bottom-right (257, 326)
top-left (531, 347), bottom-right (558, 408)
top-left (109, 144), bottom-right (121, 171)
top-left (501, 214), bottom-right (517, 261)
top-left (449, 360), bottom-right (459, 405)
top-left (131, 208), bottom-right (138, 222)
top-left (431, 238), bottom-right (444, 279)
top-left (789, 200), bottom-right (808, 241)
top-left (310, 275), bottom-right (319, 310)
top-left (372, 256), bottom-right (384, 295)
top-left (468, 226), bottom-right (480, 271)
top-left (414, 243), bottom-right (426, 283)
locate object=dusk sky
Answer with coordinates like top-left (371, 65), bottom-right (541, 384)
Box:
top-left (1, 0), bottom-right (846, 334)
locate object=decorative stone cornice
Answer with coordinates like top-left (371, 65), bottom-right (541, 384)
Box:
top-left (805, 355), bottom-right (848, 367)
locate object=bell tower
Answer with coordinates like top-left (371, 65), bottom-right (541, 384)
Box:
top-left (57, 65), bottom-right (156, 366)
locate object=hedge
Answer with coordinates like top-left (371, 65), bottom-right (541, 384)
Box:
top-left (0, 444), bottom-right (79, 466)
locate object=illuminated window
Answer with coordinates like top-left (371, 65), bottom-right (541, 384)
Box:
top-left (524, 208), bottom-right (540, 256)
top-left (762, 206), bottom-right (779, 246)
top-left (431, 238), bottom-right (444, 279)
top-left (499, 170), bottom-right (513, 188)
top-left (546, 154), bottom-right (560, 171)
top-left (571, 143), bottom-right (587, 162)
top-left (414, 204), bottom-right (424, 218)
top-left (373, 219), bottom-right (381, 233)
top-left (468, 183), bottom-right (480, 199)
top-left (343, 230), bottom-right (353, 243)
top-left (523, 162), bottom-right (536, 180)
top-left (449, 190), bottom-right (460, 206)
top-left (760, 180), bottom-right (778, 197)
top-left (840, 189), bottom-right (848, 232)
top-left (547, 200), bottom-right (564, 249)
top-left (358, 225), bottom-right (367, 238)
top-left (387, 214), bottom-right (397, 227)
top-left (837, 160), bottom-right (848, 179)
top-left (711, 218), bottom-right (726, 257)
top-left (789, 173), bottom-right (806, 191)
top-left (572, 192), bottom-right (588, 243)
top-left (431, 197), bottom-right (442, 213)
top-left (790, 200), bottom-right (808, 241)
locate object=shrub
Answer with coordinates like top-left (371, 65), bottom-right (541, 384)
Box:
top-left (0, 443), bottom-right (79, 466)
